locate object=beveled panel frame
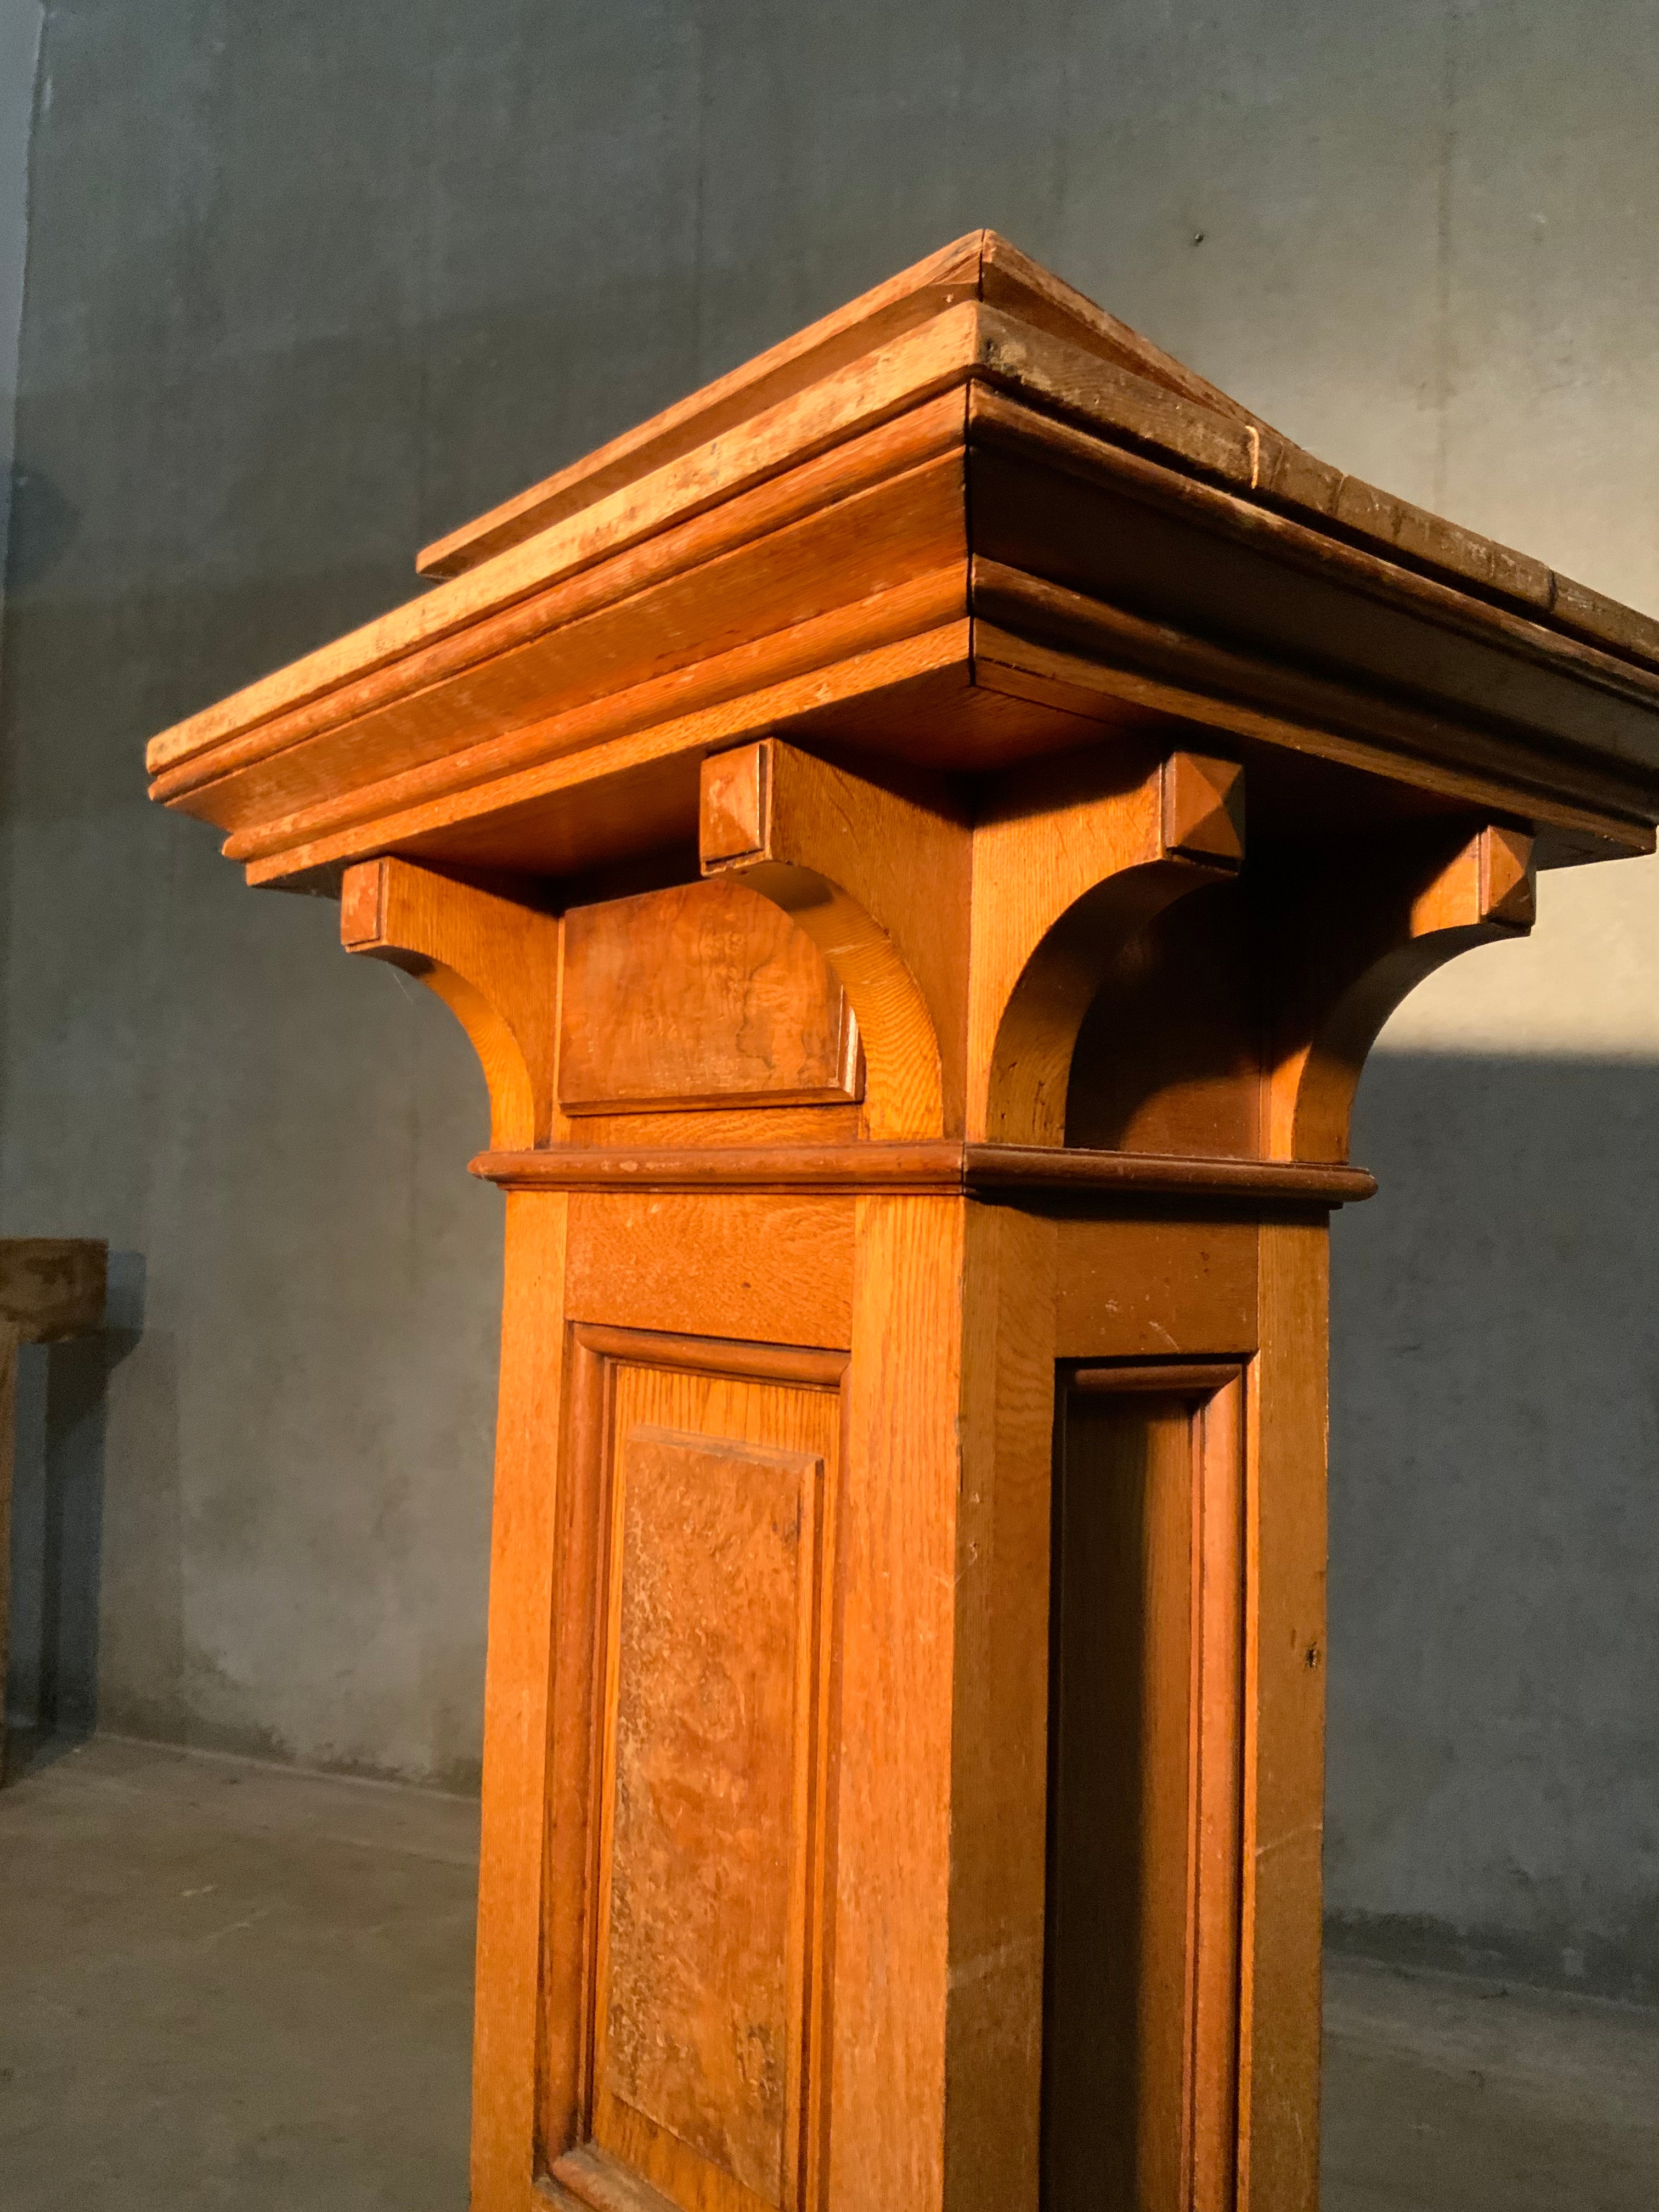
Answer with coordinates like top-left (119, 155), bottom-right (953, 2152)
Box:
top-left (543, 1324), bottom-right (848, 2212)
top-left (1045, 1358), bottom-right (1247, 2212)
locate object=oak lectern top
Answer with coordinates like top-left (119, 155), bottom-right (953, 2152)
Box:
top-left (148, 235), bottom-right (1659, 2212)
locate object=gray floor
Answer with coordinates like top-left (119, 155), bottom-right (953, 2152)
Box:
top-left (0, 1737), bottom-right (1653, 2210)
top-left (1323, 1957), bottom-right (1657, 2210)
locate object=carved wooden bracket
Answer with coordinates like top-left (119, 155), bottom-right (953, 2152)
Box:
top-left (701, 737), bottom-right (1246, 1148)
top-left (341, 857), bottom-right (562, 1150)
top-left (974, 749), bottom-right (1245, 1146)
top-left (1266, 822), bottom-right (1536, 1160)
top-left (700, 739), bottom-right (961, 1140)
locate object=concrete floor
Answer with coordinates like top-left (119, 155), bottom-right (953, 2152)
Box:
top-left (0, 1735), bottom-right (476, 2210)
top-left (0, 1737), bottom-right (1654, 2210)
top-left (1323, 1956), bottom-right (1657, 2210)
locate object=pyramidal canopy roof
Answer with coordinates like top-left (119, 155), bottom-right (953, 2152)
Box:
top-left (415, 229), bottom-right (1272, 578)
top-left (413, 228), bottom-right (1657, 666)
top-left (144, 229), bottom-right (1659, 893)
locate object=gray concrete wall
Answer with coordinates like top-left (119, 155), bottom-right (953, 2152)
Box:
top-left (1, 2), bottom-right (1653, 1979)
top-left (0, 1), bottom-right (41, 622)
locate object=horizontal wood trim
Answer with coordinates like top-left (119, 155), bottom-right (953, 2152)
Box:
top-left (472, 1142), bottom-right (1376, 1205)
top-left (546, 2143), bottom-right (681, 2212)
top-left (235, 618), bottom-right (973, 888)
top-left (571, 1323), bottom-right (847, 1389)
top-left (196, 512), bottom-right (968, 850)
top-left (419, 230), bottom-right (1255, 583)
top-left (1070, 1361), bottom-right (1244, 1396)
top-left (970, 563), bottom-right (1659, 853)
top-left (970, 1143), bottom-right (1373, 1204)
top-left (968, 385), bottom-right (1659, 708)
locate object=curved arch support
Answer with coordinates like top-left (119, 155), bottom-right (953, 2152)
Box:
top-left (984, 857), bottom-right (1234, 1145)
top-left (974, 749), bottom-right (1247, 1146)
top-left (1266, 823), bottom-right (1535, 1161)
top-left (700, 741), bottom-right (957, 1139)
top-left (701, 739), bottom-right (1250, 1146)
top-left (341, 856), bottom-right (562, 1150)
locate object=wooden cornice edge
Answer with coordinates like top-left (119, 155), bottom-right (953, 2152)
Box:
top-left (469, 1141), bottom-right (1376, 1206)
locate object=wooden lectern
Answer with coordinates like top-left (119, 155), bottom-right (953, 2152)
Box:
top-left (147, 235), bottom-right (1659, 2211)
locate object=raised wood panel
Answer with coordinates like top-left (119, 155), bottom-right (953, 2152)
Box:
top-left (595, 1427), bottom-right (822, 2208)
top-left (550, 1343), bottom-right (842, 2212)
top-left (1044, 1370), bottom-right (1244, 2212)
top-left (561, 881), bottom-right (862, 1115)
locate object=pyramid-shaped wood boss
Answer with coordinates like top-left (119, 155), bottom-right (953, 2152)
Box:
top-left (149, 236), bottom-right (1659, 2212)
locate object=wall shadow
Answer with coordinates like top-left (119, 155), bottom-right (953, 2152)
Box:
top-left (4, 1250), bottom-right (145, 1773)
top-left (1328, 1053), bottom-right (1659, 2002)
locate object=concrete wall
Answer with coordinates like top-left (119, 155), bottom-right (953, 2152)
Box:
top-left (1, 2), bottom-right (1653, 1982)
top-left (0, 0), bottom-right (41, 613)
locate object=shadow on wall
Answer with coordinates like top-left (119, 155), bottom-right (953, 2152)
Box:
top-left (1327, 1054), bottom-right (1659, 2004)
top-left (4, 1251), bottom-right (145, 1757)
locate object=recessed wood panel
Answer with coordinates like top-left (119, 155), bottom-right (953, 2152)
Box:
top-left (1043, 1370), bottom-right (1244, 2212)
top-left (599, 1426), bottom-right (817, 2203)
top-left (561, 879), bottom-right (862, 1114)
top-left (550, 1345), bottom-right (841, 2212)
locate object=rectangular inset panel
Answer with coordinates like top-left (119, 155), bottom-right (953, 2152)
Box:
top-left (549, 1345), bottom-right (840, 2212)
top-left (601, 1426), bottom-right (819, 2203)
top-left (560, 879), bottom-right (862, 1113)
top-left (1043, 1370), bottom-right (1244, 2212)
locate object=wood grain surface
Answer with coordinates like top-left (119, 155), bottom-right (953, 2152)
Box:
top-left (150, 239), bottom-right (1659, 891)
top-left (543, 1336), bottom-right (842, 2212)
top-left (561, 881), bottom-right (860, 1115)
top-left (591, 1412), bottom-right (830, 2211)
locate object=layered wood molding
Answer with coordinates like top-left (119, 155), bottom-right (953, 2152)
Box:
top-left (146, 233), bottom-right (1659, 2212)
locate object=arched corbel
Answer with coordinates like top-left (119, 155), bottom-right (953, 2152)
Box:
top-left (974, 749), bottom-right (1247, 1146)
top-left (1264, 822), bottom-right (1535, 1161)
top-left (340, 857), bottom-right (562, 1149)
top-left (699, 740), bottom-right (961, 1140)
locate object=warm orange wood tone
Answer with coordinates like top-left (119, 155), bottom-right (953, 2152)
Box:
top-left (1163, 752), bottom-right (1246, 867)
top-left (541, 1333), bottom-right (844, 2212)
top-left (699, 747), bottom-right (769, 865)
top-left (0, 1239), bottom-right (107, 1778)
top-left (560, 881), bottom-right (860, 1116)
top-left (561, 1195), bottom-right (854, 1350)
top-left (148, 236), bottom-right (1659, 2211)
top-left (578, 1370), bottom-right (839, 2212)
top-left (1045, 1371), bottom-right (1244, 2211)
top-left (343, 856), bottom-right (563, 1147)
